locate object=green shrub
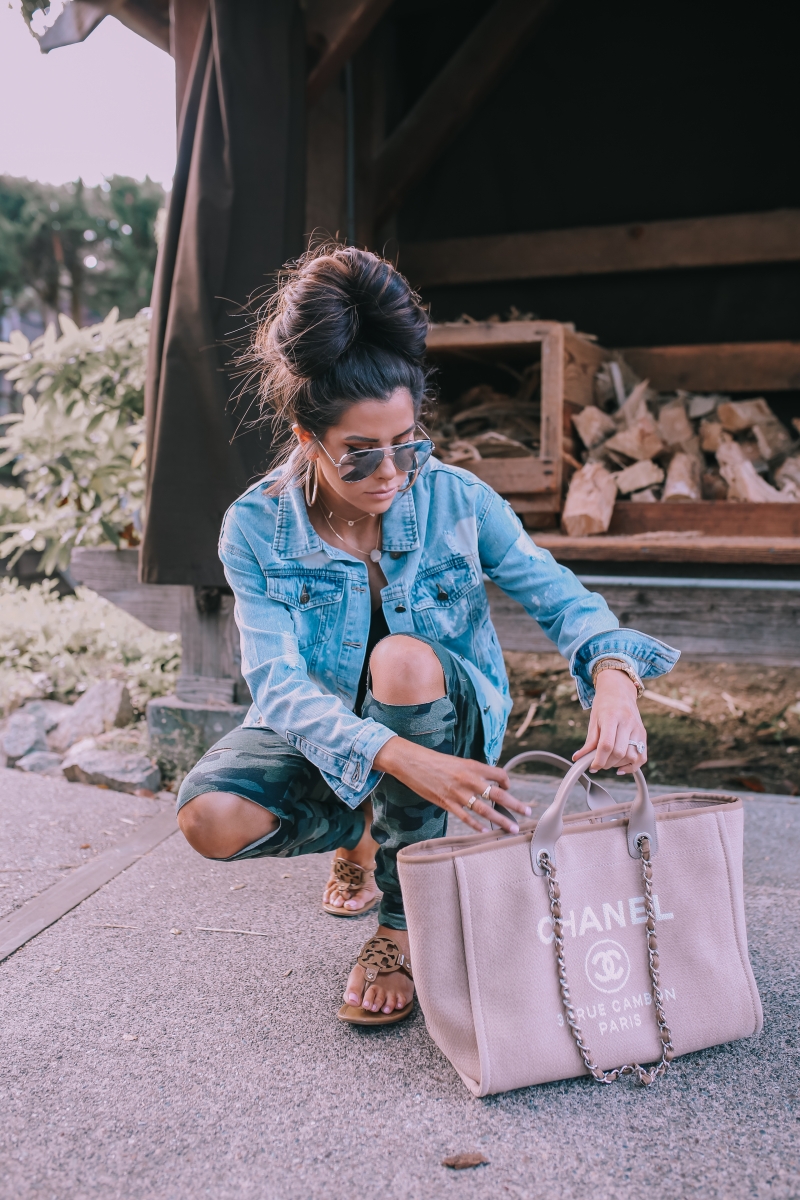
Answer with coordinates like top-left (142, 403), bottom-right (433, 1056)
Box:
top-left (0, 577), bottom-right (180, 716)
top-left (0, 308), bottom-right (147, 574)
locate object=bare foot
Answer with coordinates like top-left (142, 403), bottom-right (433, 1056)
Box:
top-left (322, 801), bottom-right (381, 913)
top-left (344, 926), bottom-right (414, 1015)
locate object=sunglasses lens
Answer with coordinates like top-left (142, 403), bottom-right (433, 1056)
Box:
top-left (394, 440), bottom-right (433, 474)
top-left (338, 450), bottom-right (383, 482)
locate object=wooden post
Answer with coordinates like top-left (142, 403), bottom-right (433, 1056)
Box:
top-left (176, 588), bottom-right (251, 705)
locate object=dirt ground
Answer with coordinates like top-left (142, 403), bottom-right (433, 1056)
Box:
top-left (501, 652), bottom-right (800, 797)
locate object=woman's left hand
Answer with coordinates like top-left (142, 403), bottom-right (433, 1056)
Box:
top-left (573, 667), bottom-right (647, 775)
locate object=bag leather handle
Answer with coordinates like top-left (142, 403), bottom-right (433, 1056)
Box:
top-left (503, 749), bottom-right (617, 812)
top-left (529, 750), bottom-right (658, 875)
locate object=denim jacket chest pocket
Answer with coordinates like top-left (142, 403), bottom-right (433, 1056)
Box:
top-left (264, 569), bottom-right (345, 653)
top-left (410, 555), bottom-right (481, 640)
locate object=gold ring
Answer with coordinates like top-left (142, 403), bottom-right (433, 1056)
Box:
top-left (466, 795), bottom-right (479, 810)
top-left (481, 784), bottom-right (493, 800)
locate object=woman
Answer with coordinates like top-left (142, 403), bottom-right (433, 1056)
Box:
top-left (176, 245), bottom-right (679, 1026)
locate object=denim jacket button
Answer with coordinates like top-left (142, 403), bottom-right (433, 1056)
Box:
top-left (395, 604), bottom-right (406, 613)
top-left (389, 551), bottom-right (402, 560)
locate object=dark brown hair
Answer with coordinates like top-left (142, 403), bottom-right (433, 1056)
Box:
top-left (246, 243), bottom-right (432, 493)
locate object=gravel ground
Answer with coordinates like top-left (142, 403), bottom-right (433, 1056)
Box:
top-left (0, 767), bottom-right (171, 919)
top-left (0, 772), bottom-right (798, 1200)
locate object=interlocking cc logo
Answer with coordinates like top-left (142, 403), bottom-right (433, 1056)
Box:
top-left (584, 939), bottom-right (631, 994)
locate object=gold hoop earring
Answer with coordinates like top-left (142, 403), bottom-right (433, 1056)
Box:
top-left (304, 459), bottom-right (319, 507)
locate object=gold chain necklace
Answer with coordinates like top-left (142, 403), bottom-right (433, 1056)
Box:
top-left (320, 507), bottom-right (382, 563)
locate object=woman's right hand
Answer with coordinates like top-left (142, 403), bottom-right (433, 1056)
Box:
top-left (373, 737), bottom-right (531, 834)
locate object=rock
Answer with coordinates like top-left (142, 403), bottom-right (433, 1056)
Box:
top-left (61, 748), bottom-right (161, 795)
top-left (20, 699), bottom-right (72, 733)
top-left (657, 400), bottom-right (693, 447)
top-left (717, 398), bottom-right (774, 432)
top-left (50, 680), bottom-right (135, 753)
top-left (15, 751), bottom-right (64, 775)
top-left (715, 434), bottom-right (795, 502)
top-left (2, 713), bottom-right (48, 766)
top-left (662, 451), bottom-right (702, 501)
top-left (604, 413), bottom-right (665, 462)
top-left (613, 459), bottom-right (664, 495)
top-left (572, 405), bottom-right (616, 450)
top-left (562, 462), bottom-right (617, 536)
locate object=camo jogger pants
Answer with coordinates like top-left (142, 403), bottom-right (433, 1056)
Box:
top-left (175, 635), bottom-right (485, 930)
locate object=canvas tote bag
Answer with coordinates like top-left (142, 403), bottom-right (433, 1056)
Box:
top-left (397, 750), bottom-right (762, 1097)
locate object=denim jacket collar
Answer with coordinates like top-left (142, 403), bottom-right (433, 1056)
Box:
top-left (271, 475), bottom-right (421, 560)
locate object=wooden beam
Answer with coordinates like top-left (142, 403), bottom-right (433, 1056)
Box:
top-left (373, 0), bottom-right (557, 226)
top-left (399, 209), bottom-right (800, 288)
top-left (609, 501), bottom-right (800, 539)
top-left (532, 533), bottom-right (800, 566)
top-left (306, 0), bottom-right (394, 106)
top-left (621, 341), bottom-right (800, 393)
top-left (486, 579), bottom-right (800, 665)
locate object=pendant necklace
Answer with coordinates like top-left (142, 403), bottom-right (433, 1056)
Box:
top-left (320, 506), bottom-right (382, 563)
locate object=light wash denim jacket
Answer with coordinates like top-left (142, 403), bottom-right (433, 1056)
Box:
top-left (219, 459), bottom-right (679, 810)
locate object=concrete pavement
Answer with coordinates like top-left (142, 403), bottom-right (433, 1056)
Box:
top-left (1, 768), bottom-right (798, 1199)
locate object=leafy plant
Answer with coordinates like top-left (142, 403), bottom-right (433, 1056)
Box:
top-left (0, 308), bottom-right (148, 574)
top-left (0, 577), bottom-right (180, 716)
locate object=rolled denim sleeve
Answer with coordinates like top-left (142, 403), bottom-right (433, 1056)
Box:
top-left (219, 514), bottom-right (396, 809)
top-left (476, 489), bottom-right (679, 707)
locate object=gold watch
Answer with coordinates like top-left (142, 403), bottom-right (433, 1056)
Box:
top-left (591, 657), bottom-right (645, 698)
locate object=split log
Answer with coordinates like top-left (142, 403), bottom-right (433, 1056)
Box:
top-left (776, 455), bottom-right (800, 491)
top-left (687, 393), bottom-right (723, 420)
top-left (572, 405), bottom-right (616, 449)
top-left (700, 419), bottom-right (722, 453)
top-left (717, 398), bottom-right (774, 432)
top-left (614, 378), bottom-right (653, 428)
top-left (715, 434), bottom-right (795, 502)
top-left (629, 487), bottom-right (658, 503)
top-left (657, 400), bottom-right (693, 447)
top-left (439, 439), bottom-right (482, 465)
top-left (470, 430), bottom-right (532, 457)
top-left (604, 413), bottom-right (665, 461)
top-left (562, 462), bottom-right (617, 536)
top-left (614, 459), bottom-right (664, 495)
top-left (753, 420), bottom-right (794, 459)
top-left (662, 451), bottom-right (702, 501)
top-left (701, 468), bottom-right (729, 500)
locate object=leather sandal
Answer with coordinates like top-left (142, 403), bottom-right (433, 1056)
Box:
top-left (337, 935), bottom-right (414, 1026)
top-left (322, 857), bottom-right (380, 917)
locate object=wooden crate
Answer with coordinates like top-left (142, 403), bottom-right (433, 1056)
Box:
top-left (425, 320), bottom-right (607, 516)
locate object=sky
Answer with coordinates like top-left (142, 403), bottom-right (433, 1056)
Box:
top-left (0, 0), bottom-right (177, 188)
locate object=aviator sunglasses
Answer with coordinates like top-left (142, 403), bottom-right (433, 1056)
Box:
top-left (315, 431), bottom-right (434, 485)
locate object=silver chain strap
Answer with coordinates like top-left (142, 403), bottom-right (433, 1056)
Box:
top-left (539, 836), bottom-right (674, 1085)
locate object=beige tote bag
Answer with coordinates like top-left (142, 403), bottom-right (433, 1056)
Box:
top-left (397, 750), bottom-right (762, 1097)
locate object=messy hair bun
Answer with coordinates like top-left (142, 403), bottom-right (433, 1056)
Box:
top-left (246, 243), bottom-right (432, 492)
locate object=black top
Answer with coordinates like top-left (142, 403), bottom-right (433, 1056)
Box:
top-left (355, 605), bottom-right (390, 713)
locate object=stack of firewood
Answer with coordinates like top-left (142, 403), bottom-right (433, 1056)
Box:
top-left (430, 364), bottom-right (542, 466)
top-left (562, 359), bottom-right (800, 536)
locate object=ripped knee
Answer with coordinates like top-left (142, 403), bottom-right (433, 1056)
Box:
top-left (369, 635), bottom-right (445, 705)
